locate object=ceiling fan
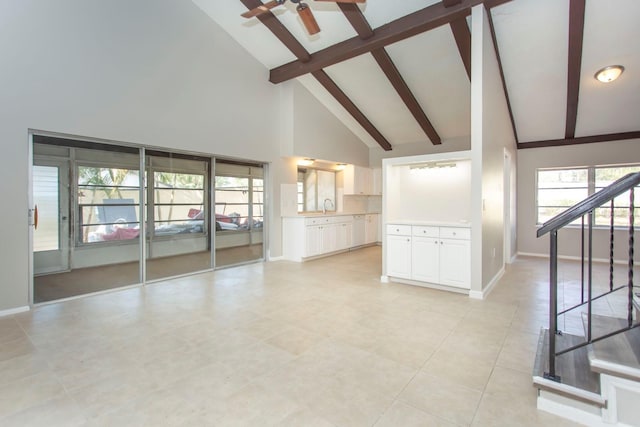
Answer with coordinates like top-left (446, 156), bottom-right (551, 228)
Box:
top-left (241, 0), bottom-right (366, 35)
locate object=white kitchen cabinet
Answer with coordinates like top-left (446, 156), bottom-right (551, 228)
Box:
top-left (343, 165), bottom-right (372, 195)
top-left (439, 238), bottom-right (471, 288)
top-left (335, 221), bottom-right (352, 251)
top-left (283, 215), bottom-right (356, 261)
top-left (305, 225), bottom-right (323, 257)
top-left (386, 225), bottom-right (412, 279)
top-left (365, 214), bottom-right (378, 244)
top-left (411, 226), bottom-right (440, 283)
top-left (352, 214), bottom-right (366, 247)
top-left (386, 224), bottom-right (470, 290)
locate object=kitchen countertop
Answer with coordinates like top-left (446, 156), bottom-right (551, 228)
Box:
top-left (386, 220), bottom-right (471, 228)
top-left (283, 212), bottom-right (379, 218)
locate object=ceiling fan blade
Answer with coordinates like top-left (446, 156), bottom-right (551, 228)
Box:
top-left (297, 3), bottom-right (321, 35)
top-left (241, 0), bottom-right (281, 18)
top-left (314, 0), bottom-right (366, 3)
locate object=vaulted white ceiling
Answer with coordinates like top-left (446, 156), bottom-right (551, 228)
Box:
top-left (193, 0), bottom-right (640, 150)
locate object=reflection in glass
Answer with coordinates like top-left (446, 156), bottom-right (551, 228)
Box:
top-left (214, 162), bottom-right (264, 267)
top-left (146, 154), bottom-right (211, 281)
top-left (33, 140), bottom-right (141, 303)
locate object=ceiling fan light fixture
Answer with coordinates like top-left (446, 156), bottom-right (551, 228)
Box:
top-left (296, 2), bottom-right (321, 35)
top-left (594, 65), bottom-right (624, 83)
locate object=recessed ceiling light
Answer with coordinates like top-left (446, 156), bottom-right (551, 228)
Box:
top-left (594, 65), bottom-right (624, 83)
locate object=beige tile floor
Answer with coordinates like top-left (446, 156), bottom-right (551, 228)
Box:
top-left (0, 246), bottom-right (610, 426)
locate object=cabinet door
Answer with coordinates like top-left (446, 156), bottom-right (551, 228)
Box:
top-left (386, 234), bottom-right (412, 279)
top-left (352, 216), bottom-right (366, 247)
top-left (321, 224), bottom-right (336, 254)
top-left (344, 165), bottom-right (373, 195)
top-left (365, 214), bottom-right (377, 244)
top-left (335, 222), bottom-right (352, 250)
top-left (439, 238), bottom-right (471, 289)
top-left (411, 236), bottom-right (440, 283)
top-left (305, 225), bottom-right (322, 257)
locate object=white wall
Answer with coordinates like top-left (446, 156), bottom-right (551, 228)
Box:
top-left (291, 82), bottom-right (370, 166)
top-left (0, 0), bottom-right (288, 311)
top-left (471, 5), bottom-right (517, 293)
top-left (369, 136), bottom-right (471, 168)
top-left (385, 160), bottom-right (472, 223)
top-left (517, 139), bottom-right (640, 261)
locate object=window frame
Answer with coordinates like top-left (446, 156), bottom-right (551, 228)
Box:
top-left (214, 167), bottom-right (264, 234)
top-left (536, 164), bottom-right (640, 228)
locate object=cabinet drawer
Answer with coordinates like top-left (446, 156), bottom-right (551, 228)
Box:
top-left (440, 227), bottom-right (470, 240)
top-left (386, 224), bottom-right (411, 236)
top-left (412, 226), bottom-right (439, 238)
top-left (305, 217), bottom-right (331, 226)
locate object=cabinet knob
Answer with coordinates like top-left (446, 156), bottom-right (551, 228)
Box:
top-left (453, 232), bottom-right (457, 236)
top-left (407, 238), bottom-right (410, 242)
top-left (396, 228), bottom-right (399, 232)
top-left (440, 241), bottom-right (443, 244)
top-left (434, 240), bottom-right (438, 244)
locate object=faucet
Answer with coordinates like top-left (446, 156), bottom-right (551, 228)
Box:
top-left (322, 198), bottom-right (334, 214)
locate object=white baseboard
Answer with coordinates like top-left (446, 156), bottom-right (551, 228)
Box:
top-left (267, 255), bottom-right (285, 262)
top-left (0, 306), bottom-right (30, 318)
top-left (518, 252), bottom-right (640, 266)
top-left (380, 275), bottom-right (389, 283)
top-left (469, 267), bottom-right (505, 300)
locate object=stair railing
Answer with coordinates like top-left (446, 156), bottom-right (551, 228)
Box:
top-left (537, 172), bottom-right (640, 381)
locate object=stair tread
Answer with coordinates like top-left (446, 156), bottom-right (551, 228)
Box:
top-left (582, 313), bottom-right (640, 380)
top-left (533, 328), bottom-right (603, 405)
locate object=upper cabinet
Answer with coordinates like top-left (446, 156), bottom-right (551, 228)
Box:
top-left (343, 165), bottom-right (380, 196)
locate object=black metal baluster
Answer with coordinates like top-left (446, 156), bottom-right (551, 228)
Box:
top-left (547, 230), bottom-right (559, 380)
top-left (629, 188), bottom-right (635, 327)
top-left (610, 199), bottom-right (615, 292)
top-left (581, 216), bottom-right (585, 304)
top-left (587, 210), bottom-right (593, 342)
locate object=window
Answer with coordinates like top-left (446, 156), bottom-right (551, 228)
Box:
top-left (77, 166), bottom-right (141, 243)
top-left (214, 163), bottom-right (264, 232)
top-left (33, 165), bottom-right (60, 251)
top-left (297, 167), bottom-right (336, 212)
top-left (536, 165), bottom-right (640, 226)
top-left (152, 171), bottom-right (205, 236)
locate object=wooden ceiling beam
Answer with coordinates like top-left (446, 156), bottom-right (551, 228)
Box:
top-left (270, 0), bottom-right (513, 83)
top-left (338, 4), bottom-right (441, 145)
top-left (565, 0), bottom-right (586, 139)
top-left (239, 0), bottom-right (393, 151)
top-left (370, 49), bottom-right (441, 145)
top-left (449, 17), bottom-right (471, 79)
top-left (313, 70), bottom-right (392, 151)
top-left (239, 0), bottom-right (310, 62)
top-left (517, 131), bottom-right (640, 149)
top-left (337, 3), bottom-right (373, 39)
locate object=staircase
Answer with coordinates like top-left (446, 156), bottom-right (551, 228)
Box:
top-left (533, 172), bottom-right (640, 426)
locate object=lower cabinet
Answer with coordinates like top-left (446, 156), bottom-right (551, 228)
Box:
top-left (283, 215), bottom-right (359, 261)
top-left (386, 234), bottom-right (412, 278)
top-left (365, 214), bottom-right (378, 244)
top-left (386, 224), bottom-right (470, 290)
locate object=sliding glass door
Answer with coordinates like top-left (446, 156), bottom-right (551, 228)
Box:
top-left (31, 136), bottom-right (267, 304)
top-left (145, 152), bottom-right (212, 281)
top-left (214, 161), bottom-right (265, 267)
top-left (33, 139), bottom-right (141, 303)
